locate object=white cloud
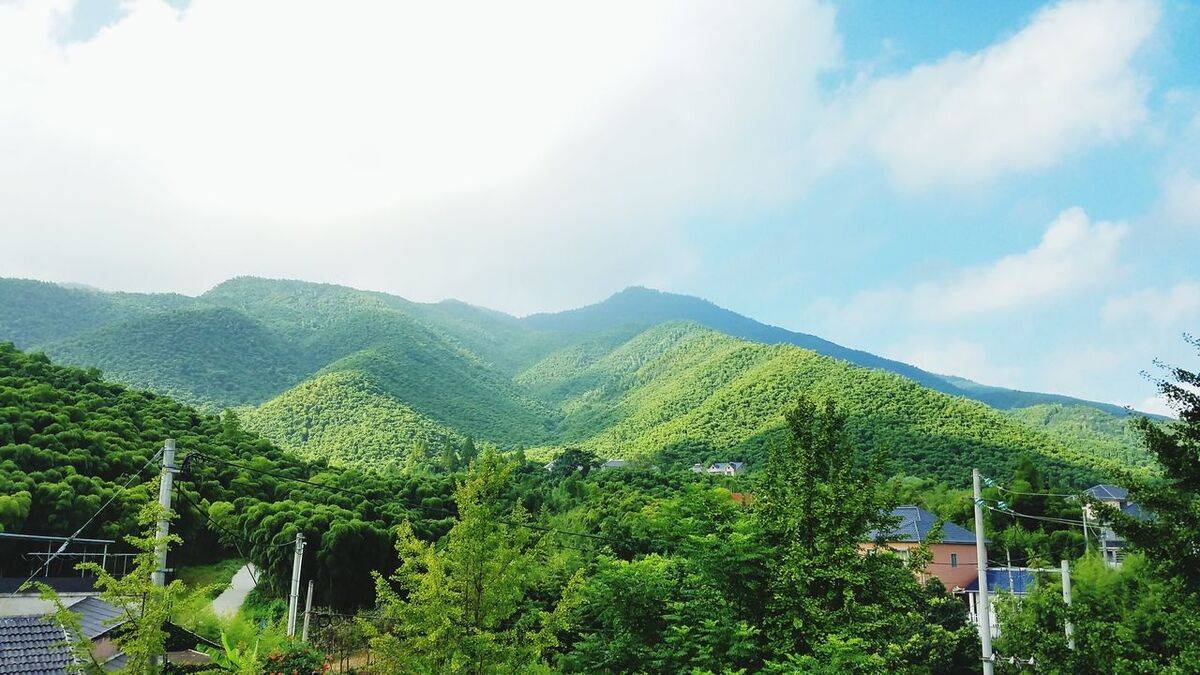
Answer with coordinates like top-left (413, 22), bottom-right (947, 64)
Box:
top-left (1137, 394), bottom-right (1177, 418)
top-left (1160, 171), bottom-right (1200, 229)
top-left (1102, 281), bottom-right (1200, 326)
top-left (0, 0), bottom-right (841, 312)
top-left (917, 208), bottom-right (1127, 319)
top-left (824, 207), bottom-right (1127, 329)
top-left (889, 339), bottom-right (1021, 387)
top-left (0, 0), bottom-right (1164, 313)
top-left (822, 0), bottom-right (1159, 188)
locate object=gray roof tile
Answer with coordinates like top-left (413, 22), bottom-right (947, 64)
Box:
top-left (868, 506), bottom-right (977, 545)
top-left (0, 615), bottom-right (71, 675)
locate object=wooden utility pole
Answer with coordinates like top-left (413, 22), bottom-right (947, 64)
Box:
top-left (1061, 560), bottom-right (1075, 650)
top-left (973, 468), bottom-right (995, 675)
top-left (287, 532), bottom-right (305, 637)
top-left (153, 439), bottom-right (176, 588)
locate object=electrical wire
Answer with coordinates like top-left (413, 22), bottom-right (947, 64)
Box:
top-left (173, 488), bottom-right (261, 586)
top-left (8, 447), bottom-right (164, 597)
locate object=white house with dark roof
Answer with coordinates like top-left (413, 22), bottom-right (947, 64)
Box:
top-left (1083, 484), bottom-right (1147, 566)
top-left (706, 462), bottom-right (745, 476)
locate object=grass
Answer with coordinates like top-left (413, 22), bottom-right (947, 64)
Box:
top-left (175, 558), bottom-right (246, 599)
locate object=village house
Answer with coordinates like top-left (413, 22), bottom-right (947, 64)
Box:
top-left (0, 596), bottom-right (215, 672)
top-left (959, 567), bottom-right (1039, 638)
top-left (861, 505), bottom-right (979, 590)
top-left (1083, 484), bottom-right (1146, 566)
top-left (705, 462), bottom-right (746, 476)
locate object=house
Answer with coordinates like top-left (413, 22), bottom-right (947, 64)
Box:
top-left (599, 459), bottom-right (629, 470)
top-left (861, 505), bottom-right (979, 590)
top-left (959, 568), bottom-right (1039, 638)
top-left (690, 463), bottom-right (705, 474)
top-left (1083, 484), bottom-right (1147, 566)
top-left (0, 597), bottom-right (214, 672)
top-left (706, 462), bottom-right (745, 476)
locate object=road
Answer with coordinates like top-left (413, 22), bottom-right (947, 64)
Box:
top-left (212, 563), bottom-right (257, 617)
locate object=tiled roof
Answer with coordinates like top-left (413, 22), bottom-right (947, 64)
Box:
top-left (964, 568), bottom-right (1037, 594)
top-left (1085, 484), bottom-right (1128, 501)
top-left (0, 615), bottom-right (71, 675)
top-left (868, 506), bottom-right (977, 545)
top-left (66, 597), bottom-right (125, 640)
top-left (1121, 502), bottom-right (1150, 521)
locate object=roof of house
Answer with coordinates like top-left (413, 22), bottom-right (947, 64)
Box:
top-left (0, 615), bottom-right (71, 675)
top-left (1085, 484), bottom-right (1128, 501)
top-left (1120, 501), bottom-right (1151, 522)
top-left (709, 462), bottom-right (745, 470)
top-left (600, 460), bottom-right (629, 468)
top-left (868, 506), bottom-right (977, 545)
top-left (964, 568), bottom-right (1038, 594)
top-left (66, 597), bottom-right (125, 640)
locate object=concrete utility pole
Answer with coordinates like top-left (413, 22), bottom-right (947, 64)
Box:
top-left (973, 468), bottom-right (995, 675)
top-left (302, 580), bottom-right (314, 642)
top-left (287, 532), bottom-right (305, 637)
top-left (1061, 560), bottom-right (1075, 650)
top-left (153, 439), bottom-right (176, 588)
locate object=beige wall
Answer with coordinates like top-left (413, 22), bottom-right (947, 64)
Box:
top-left (859, 541), bottom-right (978, 590)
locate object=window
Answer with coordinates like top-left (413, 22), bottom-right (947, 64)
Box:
top-left (950, 553), bottom-right (958, 568)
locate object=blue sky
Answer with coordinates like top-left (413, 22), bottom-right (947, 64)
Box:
top-left (0, 0), bottom-right (1197, 412)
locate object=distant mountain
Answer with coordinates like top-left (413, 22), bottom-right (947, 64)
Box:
top-left (516, 322), bottom-right (1146, 485)
top-left (0, 278), bottom-right (192, 347)
top-left (524, 286), bottom-right (1138, 417)
top-left (0, 275), bottom-right (1152, 478)
top-left (42, 307), bottom-right (311, 408)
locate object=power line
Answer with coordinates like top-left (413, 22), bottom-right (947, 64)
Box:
top-left (9, 447), bottom-right (164, 597)
top-left (173, 488), bottom-right (262, 586)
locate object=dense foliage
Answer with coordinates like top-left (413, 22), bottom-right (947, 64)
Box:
top-left (0, 342), bottom-right (456, 608)
top-left (239, 371), bottom-right (464, 469)
top-left (45, 307), bottom-right (310, 409)
top-left (989, 337), bottom-right (1200, 673)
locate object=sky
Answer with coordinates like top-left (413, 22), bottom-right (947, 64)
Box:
top-left (1, 0), bottom-right (1197, 414)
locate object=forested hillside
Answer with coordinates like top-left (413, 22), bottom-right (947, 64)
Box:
top-left (524, 286), bottom-right (1139, 415)
top-left (519, 322), bottom-right (1150, 485)
top-left (239, 371), bottom-right (464, 469)
top-left (0, 342), bottom-right (458, 608)
top-left (0, 276), bottom-right (1152, 483)
top-left (42, 307), bottom-right (311, 408)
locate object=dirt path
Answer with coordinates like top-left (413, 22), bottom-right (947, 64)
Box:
top-left (212, 563), bottom-right (257, 617)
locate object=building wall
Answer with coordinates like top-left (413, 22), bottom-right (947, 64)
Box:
top-left (859, 541), bottom-right (978, 590)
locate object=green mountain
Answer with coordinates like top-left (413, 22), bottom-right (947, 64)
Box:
top-left (1006, 403), bottom-right (1155, 472)
top-left (519, 322), bottom-right (1148, 485)
top-left (41, 307), bottom-right (311, 408)
top-left (0, 275), bottom-right (1153, 481)
top-left (0, 278), bottom-right (193, 348)
top-left (524, 286), bottom-right (1140, 417)
top-left (239, 371), bottom-right (463, 469)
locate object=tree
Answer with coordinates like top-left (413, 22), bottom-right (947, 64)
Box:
top-left (756, 396), bottom-right (892, 654)
top-left (548, 447), bottom-right (600, 478)
top-left (370, 448), bottom-right (580, 673)
top-left (1115, 336), bottom-right (1200, 596)
top-left (753, 396), bottom-right (976, 670)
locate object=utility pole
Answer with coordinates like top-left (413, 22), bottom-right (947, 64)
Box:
top-left (302, 580), bottom-right (314, 642)
top-left (153, 439), bottom-right (176, 588)
top-left (973, 468), bottom-right (995, 675)
top-left (1061, 560), bottom-right (1075, 650)
top-left (287, 532), bottom-right (305, 637)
